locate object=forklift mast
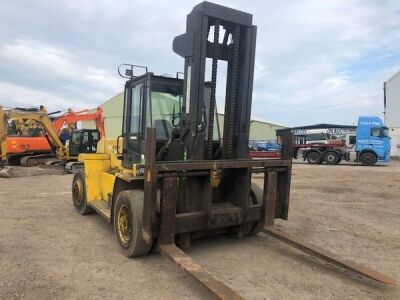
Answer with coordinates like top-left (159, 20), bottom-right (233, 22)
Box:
top-left (173, 2), bottom-right (256, 160)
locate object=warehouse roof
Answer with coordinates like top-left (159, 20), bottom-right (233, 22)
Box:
top-left (287, 123), bottom-right (356, 130)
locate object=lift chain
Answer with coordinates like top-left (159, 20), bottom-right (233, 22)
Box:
top-left (225, 25), bottom-right (240, 158)
top-left (206, 20), bottom-right (220, 160)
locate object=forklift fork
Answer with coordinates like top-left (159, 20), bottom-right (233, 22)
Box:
top-left (157, 176), bottom-right (395, 300)
top-left (158, 177), bottom-right (244, 299)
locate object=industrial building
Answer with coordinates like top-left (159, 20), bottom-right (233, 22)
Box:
top-left (384, 70), bottom-right (400, 158)
top-left (278, 124), bottom-right (356, 145)
top-left (82, 92), bottom-right (286, 141)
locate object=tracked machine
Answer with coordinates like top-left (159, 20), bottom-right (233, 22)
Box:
top-left (3, 107), bottom-right (104, 166)
top-left (72, 2), bottom-right (395, 298)
top-left (0, 107), bottom-right (102, 176)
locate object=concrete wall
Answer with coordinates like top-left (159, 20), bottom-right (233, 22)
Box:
top-left (385, 71), bottom-right (400, 157)
top-left (389, 127), bottom-right (400, 158)
top-left (82, 92), bottom-right (286, 141)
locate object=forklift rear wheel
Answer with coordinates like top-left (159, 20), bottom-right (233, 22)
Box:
top-left (306, 152), bottom-right (321, 164)
top-left (72, 172), bottom-right (93, 215)
top-left (324, 151), bottom-right (339, 165)
top-left (359, 152), bottom-right (377, 166)
top-left (113, 190), bottom-right (152, 257)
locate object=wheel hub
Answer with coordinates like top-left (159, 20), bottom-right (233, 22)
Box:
top-left (72, 180), bottom-right (83, 206)
top-left (118, 205), bottom-right (132, 245)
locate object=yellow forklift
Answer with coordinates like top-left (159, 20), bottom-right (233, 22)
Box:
top-left (72, 2), bottom-right (395, 298)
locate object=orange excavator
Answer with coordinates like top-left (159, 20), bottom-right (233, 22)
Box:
top-left (5, 107), bottom-right (104, 165)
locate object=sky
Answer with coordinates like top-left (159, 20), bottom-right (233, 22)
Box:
top-left (0, 0), bottom-right (399, 127)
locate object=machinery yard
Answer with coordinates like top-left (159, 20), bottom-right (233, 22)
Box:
top-left (1, 162), bottom-right (399, 299)
top-left (0, 1), bottom-right (399, 299)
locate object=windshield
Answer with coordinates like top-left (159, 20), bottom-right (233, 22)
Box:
top-left (151, 91), bottom-right (182, 140)
top-left (381, 127), bottom-right (389, 137)
top-left (71, 132), bottom-right (82, 144)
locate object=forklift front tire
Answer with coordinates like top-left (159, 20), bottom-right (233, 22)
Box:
top-left (235, 183), bottom-right (264, 237)
top-left (113, 190), bottom-right (152, 257)
top-left (72, 172), bottom-right (93, 215)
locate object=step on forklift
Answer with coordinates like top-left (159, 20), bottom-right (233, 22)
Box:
top-left (72, 2), bottom-right (395, 298)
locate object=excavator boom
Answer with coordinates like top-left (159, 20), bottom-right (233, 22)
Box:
top-left (53, 107), bottom-right (105, 137)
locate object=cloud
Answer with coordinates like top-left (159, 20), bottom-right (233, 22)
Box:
top-left (0, 82), bottom-right (80, 112)
top-left (0, 39), bottom-right (124, 111)
top-left (0, 0), bottom-right (399, 126)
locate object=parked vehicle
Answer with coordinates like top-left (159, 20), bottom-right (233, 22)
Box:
top-left (249, 141), bottom-right (281, 159)
top-left (295, 116), bottom-right (390, 166)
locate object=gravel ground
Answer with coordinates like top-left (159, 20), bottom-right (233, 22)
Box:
top-left (0, 162), bottom-right (399, 299)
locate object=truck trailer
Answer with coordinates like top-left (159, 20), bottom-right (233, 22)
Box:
top-left (295, 116), bottom-right (390, 166)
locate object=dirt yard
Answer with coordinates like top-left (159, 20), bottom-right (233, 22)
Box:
top-left (0, 162), bottom-right (399, 299)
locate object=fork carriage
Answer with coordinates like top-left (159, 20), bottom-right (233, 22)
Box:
top-left (142, 129), bottom-right (293, 247)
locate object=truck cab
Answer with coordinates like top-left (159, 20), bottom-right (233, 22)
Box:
top-left (305, 129), bottom-right (331, 144)
top-left (354, 116), bottom-right (390, 165)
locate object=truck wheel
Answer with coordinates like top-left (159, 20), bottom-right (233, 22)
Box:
top-left (360, 152), bottom-right (377, 166)
top-left (113, 190), bottom-right (152, 257)
top-left (324, 152), bottom-right (339, 165)
top-left (72, 172), bottom-right (93, 215)
top-left (306, 152), bottom-right (321, 164)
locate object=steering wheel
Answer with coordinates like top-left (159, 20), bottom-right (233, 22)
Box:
top-left (171, 112), bottom-right (182, 127)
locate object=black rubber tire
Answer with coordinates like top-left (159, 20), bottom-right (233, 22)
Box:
top-left (113, 190), bottom-right (152, 258)
top-left (359, 152), bottom-right (377, 166)
top-left (228, 182), bottom-right (264, 238)
top-left (324, 151), bottom-right (339, 165)
top-left (72, 172), bottom-right (93, 215)
top-left (246, 182), bottom-right (264, 236)
top-left (306, 151), bottom-right (321, 164)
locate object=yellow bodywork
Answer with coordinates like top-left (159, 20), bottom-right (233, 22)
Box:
top-left (78, 137), bottom-right (125, 204)
top-left (79, 153), bottom-right (114, 203)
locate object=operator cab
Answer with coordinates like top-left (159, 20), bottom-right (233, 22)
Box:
top-left (69, 129), bottom-right (100, 157)
top-left (121, 72), bottom-right (220, 168)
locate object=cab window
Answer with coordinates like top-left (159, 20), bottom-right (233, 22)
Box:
top-left (371, 128), bottom-right (380, 137)
top-left (130, 84), bottom-right (143, 135)
top-left (149, 80), bottom-right (183, 140)
top-left (381, 127), bottom-right (389, 137)
top-left (151, 91), bottom-right (182, 139)
top-left (82, 132), bottom-right (89, 145)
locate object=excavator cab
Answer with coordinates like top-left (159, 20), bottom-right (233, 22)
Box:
top-left (69, 129), bottom-right (100, 157)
